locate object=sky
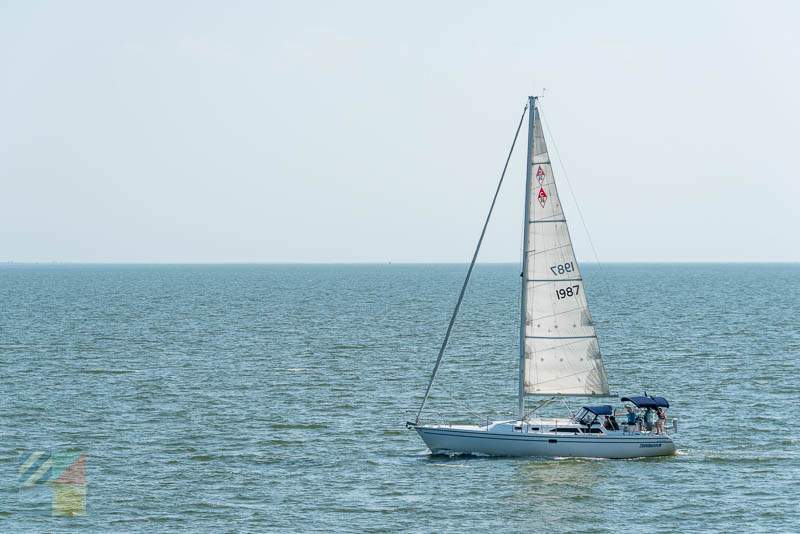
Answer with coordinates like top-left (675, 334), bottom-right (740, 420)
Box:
top-left (1, 0), bottom-right (798, 263)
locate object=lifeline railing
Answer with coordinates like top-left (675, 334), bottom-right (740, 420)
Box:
top-left (619, 417), bottom-right (678, 435)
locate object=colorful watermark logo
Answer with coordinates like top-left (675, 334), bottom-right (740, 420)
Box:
top-left (17, 450), bottom-right (86, 516)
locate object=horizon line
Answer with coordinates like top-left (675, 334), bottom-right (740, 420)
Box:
top-left (1, 260), bottom-right (798, 266)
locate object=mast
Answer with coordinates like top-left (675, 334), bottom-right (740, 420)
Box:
top-left (518, 96), bottom-right (536, 420)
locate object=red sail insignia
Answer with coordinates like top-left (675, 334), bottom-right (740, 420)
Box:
top-left (536, 165), bottom-right (546, 185)
top-left (537, 187), bottom-right (547, 208)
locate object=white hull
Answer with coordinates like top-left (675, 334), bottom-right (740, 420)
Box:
top-left (414, 422), bottom-right (675, 459)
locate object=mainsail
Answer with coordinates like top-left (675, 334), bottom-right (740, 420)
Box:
top-left (520, 102), bottom-right (610, 396)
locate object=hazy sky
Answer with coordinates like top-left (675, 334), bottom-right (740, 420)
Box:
top-left (2, 1), bottom-right (798, 262)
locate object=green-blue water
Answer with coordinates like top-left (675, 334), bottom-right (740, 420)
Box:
top-left (2, 263), bottom-right (798, 532)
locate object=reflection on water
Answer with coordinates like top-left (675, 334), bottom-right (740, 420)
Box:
top-left (512, 459), bottom-right (599, 518)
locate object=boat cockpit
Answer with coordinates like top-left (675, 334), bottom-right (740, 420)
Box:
top-left (519, 397), bottom-right (676, 436)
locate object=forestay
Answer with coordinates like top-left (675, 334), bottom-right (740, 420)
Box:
top-left (521, 103), bottom-right (610, 396)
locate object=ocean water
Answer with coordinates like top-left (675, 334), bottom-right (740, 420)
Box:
top-left (1, 263), bottom-right (798, 532)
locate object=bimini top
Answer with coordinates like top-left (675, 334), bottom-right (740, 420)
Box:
top-left (621, 396), bottom-right (669, 409)
top-left (582, 405), bottom-right (613, 416)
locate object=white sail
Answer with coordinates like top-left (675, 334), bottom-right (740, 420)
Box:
top-left (521, 104), bottom-right (610, 396)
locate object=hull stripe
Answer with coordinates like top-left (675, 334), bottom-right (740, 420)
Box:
top-left (419, 429), bottom-right (673, 445)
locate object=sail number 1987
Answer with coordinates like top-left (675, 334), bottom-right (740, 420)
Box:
top-left (556, 285), bottom-right (580, 299)
top-left (549, 262), bottom-right (574, 275)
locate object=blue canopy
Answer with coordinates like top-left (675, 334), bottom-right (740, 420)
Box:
top-left (583, 405), bottom-right (613, 416)
top-left (621, 396), bottom-right (669, 409)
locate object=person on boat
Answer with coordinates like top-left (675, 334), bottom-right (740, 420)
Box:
top-left (603, 415), bottom-right (619, 430)
top-left (654, 407), bottom-right (667, 435)
top-left (643, 408), bottom-right (653, 432)
top-left (623, 405), bottom-right (637, 427)
top-left (609, 415), bottom-right (620, 431)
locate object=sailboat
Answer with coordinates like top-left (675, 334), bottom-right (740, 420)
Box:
top-left (407, 96), bottom-right (676, 458)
